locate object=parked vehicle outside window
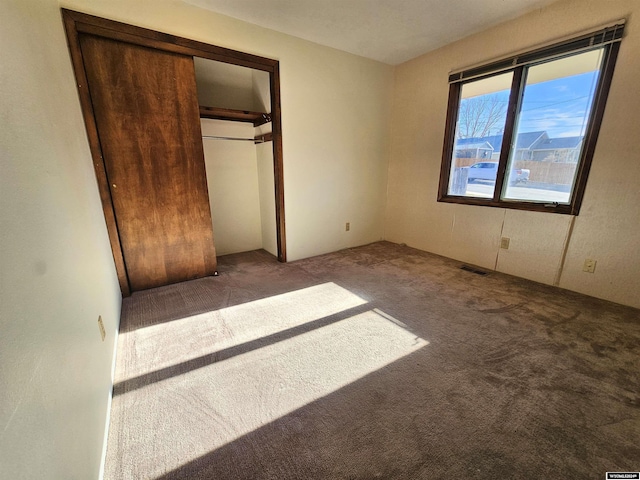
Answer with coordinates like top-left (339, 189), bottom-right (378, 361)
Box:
top-left (466, 162), bottom-right (529, 184)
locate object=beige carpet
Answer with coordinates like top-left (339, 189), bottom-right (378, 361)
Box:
top-left (105, 242), bottom-right (640, 479)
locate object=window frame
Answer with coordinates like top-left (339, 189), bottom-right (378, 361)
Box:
top-left (437, 24), bottom-right (624, 215)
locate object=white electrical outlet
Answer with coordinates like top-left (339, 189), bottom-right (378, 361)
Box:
top-left (583, 259), bottom-right (597, 273)
top-left (500, 237), bottom-right (510, 249)
top-left (345, 222), bottom-right (350, 232)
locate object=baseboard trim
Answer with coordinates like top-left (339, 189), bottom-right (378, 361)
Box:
top-left (98, 322), bottom-right (119, 480)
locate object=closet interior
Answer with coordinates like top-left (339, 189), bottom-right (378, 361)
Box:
top-left (194, 58), bottom-right (278, 258)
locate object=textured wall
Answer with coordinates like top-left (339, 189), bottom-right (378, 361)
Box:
top-left (387, 0), bottom-right (640, 308)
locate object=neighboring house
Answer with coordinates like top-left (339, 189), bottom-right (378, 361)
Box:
top-left (481, 134), bottom-right (506, 159)
top-left (455, 131), bottom-right (547, 160)
top-left (530, 136), bottom-right (584, 162)
top-left (455, 131), bottom-right (584, 162)
top-left (512, 131), bottom-right (548, 160)
top-left (454, 139), bottom-right (494, 159)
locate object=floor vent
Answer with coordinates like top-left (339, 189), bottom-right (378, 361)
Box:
top-left (460, 265), bottom-right (489, 276)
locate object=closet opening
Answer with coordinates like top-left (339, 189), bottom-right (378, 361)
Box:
top-left (62, 9), bottom-right (286, 295)
top-left (194, 58), bottom-right (279, 259)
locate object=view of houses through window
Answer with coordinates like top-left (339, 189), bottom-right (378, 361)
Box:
top-left (448, 49), bottom-right (603, 204)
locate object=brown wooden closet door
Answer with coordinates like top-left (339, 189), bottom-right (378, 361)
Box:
top-left (79, 34), bottom-right (216, 291)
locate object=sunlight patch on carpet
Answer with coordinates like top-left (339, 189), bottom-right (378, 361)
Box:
top-left (118, 282), bottom-right (367, 380)
top-left (113, 306), bottom-right (428, 479)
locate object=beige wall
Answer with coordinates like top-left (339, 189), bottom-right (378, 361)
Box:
top-left (201, 119), bottom-right (264, 256)
top-left (387, 0), bottom-right (640, 308)
top-left (195, 58), bottom-right (271, 112)
top-left (61, 0), bottom-right (394, 262)
top-left (257, 142), bottom-right (279, 257)
top-left (0, 0), bottom-right (122, 479)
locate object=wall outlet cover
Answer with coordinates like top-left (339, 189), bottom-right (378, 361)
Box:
top-left (583, 259), bottom-right (597, 273)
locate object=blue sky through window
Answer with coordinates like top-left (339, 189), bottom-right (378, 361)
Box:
top-left (518, 71), bottom-right (600, 138)
top-left (458, 69), bottom-right (600, 141)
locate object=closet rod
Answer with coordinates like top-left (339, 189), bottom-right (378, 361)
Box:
top-left (202, 135), bottom-right (255, 142)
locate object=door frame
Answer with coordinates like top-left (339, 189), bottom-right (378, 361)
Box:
top-left (61, 9), bottom-right (287, 296)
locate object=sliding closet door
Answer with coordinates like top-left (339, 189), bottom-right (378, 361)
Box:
top-left (79, 34), bottom-right (217, 291)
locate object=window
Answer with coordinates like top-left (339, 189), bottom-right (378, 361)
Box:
top-left (438, 23), bottom-right (624, 214)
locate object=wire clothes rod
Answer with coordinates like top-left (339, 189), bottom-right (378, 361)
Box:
top-left (202, 135), bottom-right (256, 142)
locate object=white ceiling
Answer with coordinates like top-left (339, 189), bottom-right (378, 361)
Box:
top-left (185, 0), bottom-right (556, 65)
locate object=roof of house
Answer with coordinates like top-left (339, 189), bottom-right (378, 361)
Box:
top-left (533, 136), bottom-right (583, 150)
top-left (478, 135), bottom-right (504, 150)
top-left (456, 131), bottom-right (550, 151)
top-left (514, 131), bottom-right (547, 149)
top-left (454, 140), bottom-right (494, 150)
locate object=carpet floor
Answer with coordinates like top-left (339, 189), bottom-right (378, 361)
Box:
top-left (105, 241), bottom-right (640, 479)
